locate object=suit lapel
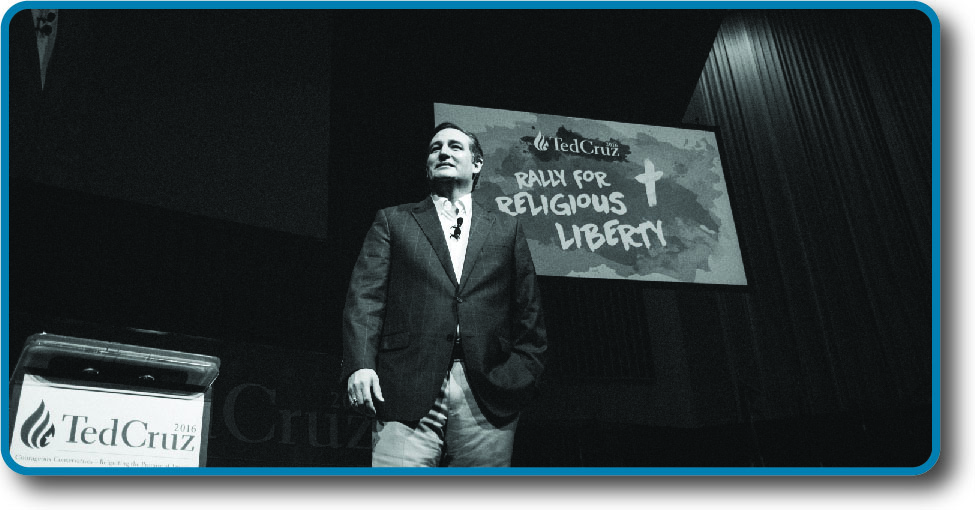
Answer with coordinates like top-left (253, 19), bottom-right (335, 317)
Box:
top-left (411, 198), bottom-right (458, 286)
top-left (459, 200), bottom-right (495, 291)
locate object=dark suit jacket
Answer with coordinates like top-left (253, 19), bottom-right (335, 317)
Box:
top-left (341, 196), bottom-right (547, 422)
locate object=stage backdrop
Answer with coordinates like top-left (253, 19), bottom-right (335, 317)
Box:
top-left (435, 104), bottom-right (747, 285)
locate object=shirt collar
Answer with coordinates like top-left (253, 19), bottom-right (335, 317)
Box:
top-left (432, 193), bottom-right (472, 218)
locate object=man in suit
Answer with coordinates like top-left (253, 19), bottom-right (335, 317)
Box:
top-left (341, 122), bottom-right (547, 467)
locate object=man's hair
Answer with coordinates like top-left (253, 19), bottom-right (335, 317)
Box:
top-left (432, 122), bottom-right (484, 189)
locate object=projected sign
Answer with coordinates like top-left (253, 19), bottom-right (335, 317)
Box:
top-left (10, 375), bottom-right (206, 468)
top-left (435, 104), bottom-right (747, 285)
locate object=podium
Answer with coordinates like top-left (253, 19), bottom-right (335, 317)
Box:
top-left (8, 333), bottom-right (220, 468)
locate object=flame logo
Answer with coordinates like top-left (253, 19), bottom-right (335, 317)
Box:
top-left (20, 400), bottom-right (56, 449)
top-left (533, 131), bottom-right (549, 151)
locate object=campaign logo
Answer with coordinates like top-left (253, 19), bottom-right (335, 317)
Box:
top-left (524, 127), bottom-right (630, 163)
top-left (20, 400), bottom-right (56, 449)
top-left (532, 131), bottom-right (550, 152)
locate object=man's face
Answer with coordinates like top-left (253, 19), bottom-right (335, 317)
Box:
top-left (426, 128), bottom-right (482, 186)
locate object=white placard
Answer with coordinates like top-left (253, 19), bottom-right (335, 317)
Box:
top-left (10, 374), bottom-right (206, 468)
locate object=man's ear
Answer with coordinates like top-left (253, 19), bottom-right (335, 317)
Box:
top-left (473, 159), bottom-right (483, 174)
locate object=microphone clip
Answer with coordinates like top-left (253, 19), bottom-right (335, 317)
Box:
top-left (450, 217), bottom-right (463, 239)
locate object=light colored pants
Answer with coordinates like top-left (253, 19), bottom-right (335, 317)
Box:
top-left (372, 361), bottom-right (518, 467)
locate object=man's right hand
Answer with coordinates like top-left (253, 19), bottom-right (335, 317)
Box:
top-left (347, 368), bottom-right (384, 417)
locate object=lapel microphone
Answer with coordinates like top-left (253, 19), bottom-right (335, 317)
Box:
top-left (451, 217), bottom-right (463, 239)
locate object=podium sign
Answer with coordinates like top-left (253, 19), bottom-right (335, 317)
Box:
top-left (11, 374), bottom-right (205, 467)
top-left (8, 334), bottom-right (219, 469)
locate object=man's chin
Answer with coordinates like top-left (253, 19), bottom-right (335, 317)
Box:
top-left (429, 175), bottom-right (458, 183)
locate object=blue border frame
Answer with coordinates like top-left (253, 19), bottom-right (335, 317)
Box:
top-left (1, 0), bottom-right (940, 476)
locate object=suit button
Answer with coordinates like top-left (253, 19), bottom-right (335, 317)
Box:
top-left (455, 296), bottom-right (464, 303)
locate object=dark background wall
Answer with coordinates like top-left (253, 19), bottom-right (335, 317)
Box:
top-left (5, 8), bottom-right (932, 467)
top-left (7, 9), bottom-right (330, 239)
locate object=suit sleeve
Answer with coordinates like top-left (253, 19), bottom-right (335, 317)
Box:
top-left (487, 218), bottom-right (547, 399)
top-left (340, 209), bottom-right (391, 383)
top-left (512, 218), bottom-right (547, 380)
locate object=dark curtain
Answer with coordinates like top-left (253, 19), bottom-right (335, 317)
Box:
top-left (678, 9), bottom-right (932, 426)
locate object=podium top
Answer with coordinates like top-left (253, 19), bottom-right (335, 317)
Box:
top-left (12, 333), bottom-right (220, 391)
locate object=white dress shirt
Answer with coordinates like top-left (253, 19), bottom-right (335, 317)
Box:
top-left (432, 193), bottom-right (472, 284)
